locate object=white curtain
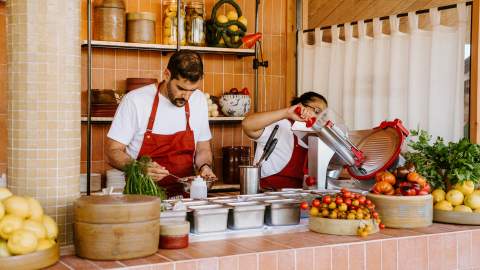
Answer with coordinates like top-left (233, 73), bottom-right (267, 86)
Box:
top-left (298, 4), bottom-right (468, 142)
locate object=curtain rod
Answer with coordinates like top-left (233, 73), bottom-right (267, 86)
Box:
top-left (302, 1), bottom-right (472, 33)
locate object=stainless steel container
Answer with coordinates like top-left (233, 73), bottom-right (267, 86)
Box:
top-left (225, 202), bottom-right (266, 230)
top-left (264, 199), bottom-right (301, 226)
top-left (239, 165), bottom-right (260, 194)
top-left (160, 210), bottom-right (187, 223)
top-left (247, 195), bottom-right (281, 202)
top-left (187, 205), bottom-right (229, 233)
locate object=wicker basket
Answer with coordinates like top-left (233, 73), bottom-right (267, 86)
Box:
top-left (367, 193), bottom-right (433, 228)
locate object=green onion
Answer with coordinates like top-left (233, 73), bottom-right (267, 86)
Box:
top-left (123, 156), bottom-right (167, 201)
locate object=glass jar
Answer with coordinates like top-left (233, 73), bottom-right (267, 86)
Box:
top-left (93, 0), bottom-right (126, 42)
top-left (163, 0), bottom-right (186, 45)
top-left (185, 0), bottom-right (205, 46)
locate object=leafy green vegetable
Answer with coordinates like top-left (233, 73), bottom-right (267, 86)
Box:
top-left (124, 156), bottom-right (166, 201)
top-left (405, 129), bottom-right (480, 190)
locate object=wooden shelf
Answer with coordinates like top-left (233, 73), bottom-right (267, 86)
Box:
top-left (81, 116), bottom-right (244, 123)
top-left (81, 40), bottom-right (255, 56)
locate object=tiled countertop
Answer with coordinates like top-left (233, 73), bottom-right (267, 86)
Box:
top-left (46, 223), bottom-right (480, 270)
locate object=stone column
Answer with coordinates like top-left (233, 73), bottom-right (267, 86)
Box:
top-left (6, 0), bottom-right (81, 245)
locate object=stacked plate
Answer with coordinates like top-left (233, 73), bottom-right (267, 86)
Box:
top-left (106, 169), bottom-right (125, 191)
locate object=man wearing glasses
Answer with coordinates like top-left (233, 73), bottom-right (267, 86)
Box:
top-left (242, 92), bottom-right (328, 190)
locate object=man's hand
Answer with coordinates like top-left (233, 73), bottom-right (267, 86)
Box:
top-left (145, 161), bottom-right (170, 181)
top-left (285, 105), bottom-right (316, 122)
top-left (199, 165), bottom-right (216, 180)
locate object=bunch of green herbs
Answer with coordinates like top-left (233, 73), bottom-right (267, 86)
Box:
top-left (124, 156), bottom-right (166, 200)
top-left (405, 129), bottom-right (480, 190)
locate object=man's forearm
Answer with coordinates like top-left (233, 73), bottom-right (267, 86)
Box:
top-left (194, 148), bottom-right (212, 170)
top-left (107, 149), bottom-right (134, 171)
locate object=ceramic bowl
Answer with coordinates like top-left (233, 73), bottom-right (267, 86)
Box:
top-left (219, 94), bottom-right (251, 117)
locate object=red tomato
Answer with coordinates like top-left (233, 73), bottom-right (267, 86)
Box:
top-left (312, 199), bottom-right (321, 208)
top-left (365, 199), bottom-right (372, 206)
top-left (358, 196), bottom-right (366, 205)
top-left (343, 191), bottom-right (352, 199)
top-left (350, 205), bottom-right (358, 211)
top-left (322, 195), bottom-right (331, 204)
top-left (341, 188), bottom-right (349, 193)
top-left (300, 201), bottom-right (309, 210)
top-left (379, 223), bottom-right (385, 229)
top-left (305, 176), bottom-right (316, 186)
top-left (344, 198), bottom-right (352, 206)
top-left (335, 197), bottom-right (344, 205)
top-left (372, 212), bottom-right (379, 219)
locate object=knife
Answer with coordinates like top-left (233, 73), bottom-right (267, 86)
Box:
top-left (264, 125), bottom-right (279, 151)
top-left (257, 138), bottom-right (278, 166)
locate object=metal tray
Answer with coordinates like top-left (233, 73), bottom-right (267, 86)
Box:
top-left (264, 199), bottom-right (301, 226)
top-left (187, 204), bottom-right (229, 233)
top-left (225, 201), bottom-right (266, 230)
top-left (247, 195), bottom-right (281, 202)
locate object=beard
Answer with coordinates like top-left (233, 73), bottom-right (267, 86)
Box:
top-left (167, 80), bottom-right (186, 107)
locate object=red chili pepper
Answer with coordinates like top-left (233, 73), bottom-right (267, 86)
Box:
top-left (306, 117), bottom-right (317, 128)
top-left (294, 106), bottom-right (302, 115)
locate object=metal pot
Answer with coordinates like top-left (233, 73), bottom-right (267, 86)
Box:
top-left (239, 165), bottom-right (260, 195)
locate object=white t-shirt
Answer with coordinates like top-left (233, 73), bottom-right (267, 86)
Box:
top-left (254, 119), bottom-right (308, 178)
top-left (107, 84), bottom-right (212, 159)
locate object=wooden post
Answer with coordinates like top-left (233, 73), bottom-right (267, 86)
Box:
top-left (285, 0), bottom-right (298, 104)
top-left (471, 0), bottom-right (479, 142)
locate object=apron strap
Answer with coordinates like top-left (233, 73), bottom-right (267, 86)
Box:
top-left (146, 83), bottom-right (192, 133)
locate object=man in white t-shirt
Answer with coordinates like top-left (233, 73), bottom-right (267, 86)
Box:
top-left (242, 92), bottom-right (328, 190)
top-left (106, 50), bottom-right (215, 196)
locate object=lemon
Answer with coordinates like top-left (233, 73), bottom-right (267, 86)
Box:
top-left (432, 189), bottom-right (446, 203)
top-left (446, 190), bottom-right (464, 206)
top-left (36, 238), bottom-right (55, 251)
top-left (464, 192), bottom-right (480, 210)
top-left (309, 207), bottom-right (319, 217)
top-left (0, 215), bottom-right (23, 239)
top-left (0, 188), bottom-right (12, 201)
top-left (23, 219), bottom-right (47, 239)
top-left (7, 229), bottom-right (38, 255)
top-left (0, 240), bottom-right (10, 257)
top-left (227, 10), bottom-right (238, 21)
top-left (238, 16), bottom-right (247, 27)
top-left (228, 25), bottom-right (239, 32)
top-left (26, 197), bottom-right (44, 221)
top-left (4, 196), bottom-right (30, 219)
top-left (434, 200), bottom-right (453, 211)
top-left (42, 215), bottom-right (58, 240)
top-left (453, 205), bottom-right (473, 212)
top-left (216, 15), bottom-right (228, 24)
top-left (454, 180), bottom-right (475, 196)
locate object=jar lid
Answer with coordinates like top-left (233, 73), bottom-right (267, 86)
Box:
top-left (94, 0), bottom-right (126, 9)
top-left (160, 221), bottom-right (190, 236)
top-left (164, 0), bottom-right (184, 5)
top-left (126, 12), bottom-right (157, 22)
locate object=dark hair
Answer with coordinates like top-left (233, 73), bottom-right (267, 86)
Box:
top-left (290, 91), bottom-right (328, 106)
top-left (167, 50), bottom-right (204, 82)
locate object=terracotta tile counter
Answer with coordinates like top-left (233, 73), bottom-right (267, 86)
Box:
top-left (47, 223), bottom-right (480, 270)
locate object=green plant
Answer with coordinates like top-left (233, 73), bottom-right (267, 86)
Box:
top-left (124, 156), bottom-right (166, 201)
top-left (405, 130), bottom-right (480, 190)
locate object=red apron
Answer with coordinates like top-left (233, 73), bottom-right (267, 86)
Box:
top-left (137, 84), bottom-right (195, 197)
top-left (260, 132), bottom-right (308, 190)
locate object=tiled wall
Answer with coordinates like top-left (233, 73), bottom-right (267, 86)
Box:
top-left (80, 0), bottom-right (288, 182)
top-left (0, 3), bottom-right (6, 175)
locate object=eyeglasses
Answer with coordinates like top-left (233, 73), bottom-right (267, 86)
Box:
top-left (302, 103), bottom-right (323, 114)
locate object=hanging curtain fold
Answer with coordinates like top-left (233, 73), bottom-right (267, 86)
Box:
top-left (298, 3), bottom-right (468, 142)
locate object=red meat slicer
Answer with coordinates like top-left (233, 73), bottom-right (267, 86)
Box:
top-left (293, 108), bottom-right (409, 191)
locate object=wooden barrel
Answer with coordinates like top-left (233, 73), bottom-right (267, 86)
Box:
top-left (433, 209), bottom-right (480, 225)
top-left (367, 193), bottom-right (433, 228)
top-left (126, 12), bottom-right (156, 43)
top-left (309, 217), bottom-right (379, 236)
top-left (0, 243), bottom-right (59, 270)
top-left (74, 195), bottom-right (161, 260)
top-left (93, 0), bottom-right (126, 42)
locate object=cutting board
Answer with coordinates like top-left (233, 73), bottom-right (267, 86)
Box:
top-left (74, 195), bottom-right (161, 260)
